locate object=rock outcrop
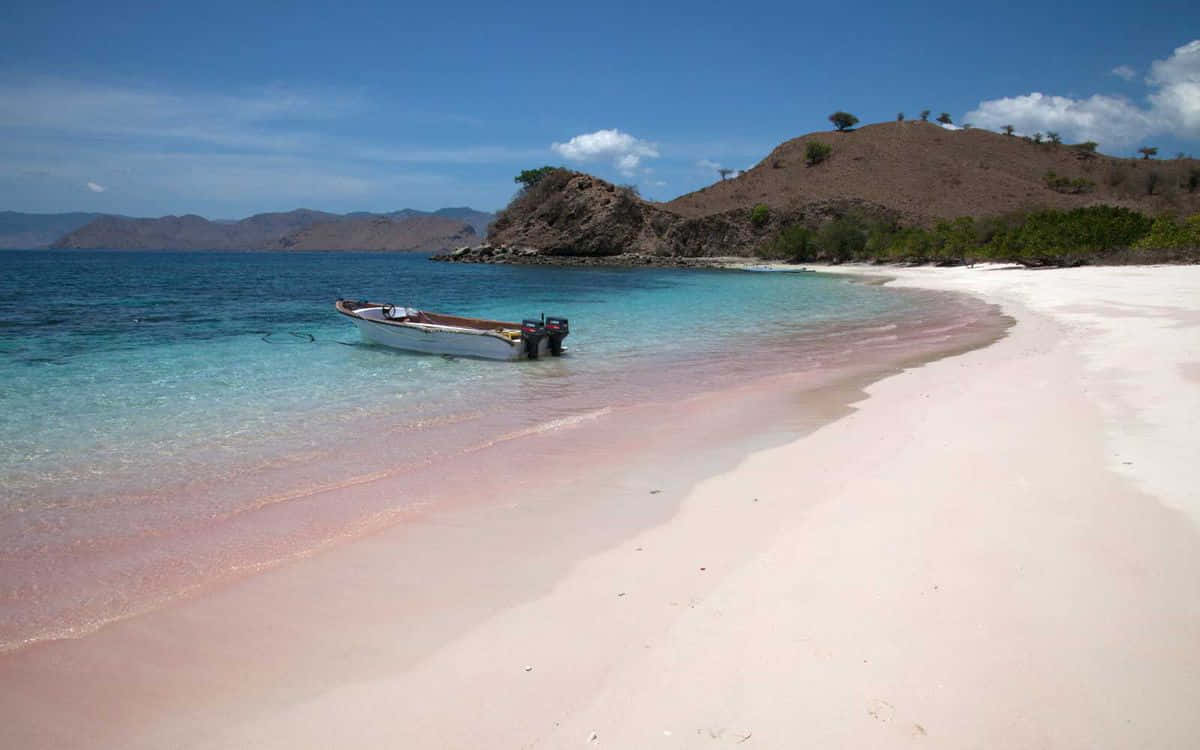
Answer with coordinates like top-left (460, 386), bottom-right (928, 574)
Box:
top-left (486, 171), bottom-right (755, 257)
top-left (480, 169), bottom-right (896, 260)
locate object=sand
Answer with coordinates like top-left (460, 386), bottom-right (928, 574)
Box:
top-left (3, 265), bottom-right (1199, 748)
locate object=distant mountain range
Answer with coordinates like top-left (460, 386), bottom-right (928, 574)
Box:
top-left (0, 207), bottom-right (495, 251)
top-left (0, 211), bottom-right (105, 249)
top-left (347, 207), bottom-right (493, 237)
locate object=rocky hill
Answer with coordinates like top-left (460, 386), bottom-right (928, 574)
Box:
top-left (667, 121), bottom-right (1199, 224)
top-left (49, 208), bottom-right (488, 251)
top-left (486, 170), bottom-right (880, 258)
top-left (480, 121), bottom-right (1199, 260)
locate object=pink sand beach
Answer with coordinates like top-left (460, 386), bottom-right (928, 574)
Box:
top-left (3, 265), bottom-right (1199, 748)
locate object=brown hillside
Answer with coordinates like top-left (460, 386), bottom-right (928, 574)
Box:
top-left (665, 121), bottom-right (1200, 225)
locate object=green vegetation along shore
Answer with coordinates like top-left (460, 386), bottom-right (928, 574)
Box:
top-left (755, 206), bottom-right (1200, 266)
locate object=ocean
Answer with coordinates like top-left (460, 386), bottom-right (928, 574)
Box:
top-left (0, 249), bottom-right (999, 651)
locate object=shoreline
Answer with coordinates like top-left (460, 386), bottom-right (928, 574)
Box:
top-left (432, 243), bottom-right (1200, 270)
top-left (0, 272), bottom-right (994, 655)
top-left (3, 265), bottom-right (1199, 747)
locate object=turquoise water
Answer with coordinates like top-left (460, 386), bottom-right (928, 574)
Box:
top-left (0, 250), bottom-right (914, 505)
top-left (0, 249), bottom-right (987, 649)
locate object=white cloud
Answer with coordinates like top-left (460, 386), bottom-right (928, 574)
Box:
top-left (1147, 39), bottom-right (1200, 134)
top-left (86, 181), bottom-right (105, 192)
top-left (1112, 65), bottom-right (1137, 81)
top-left (551, 129), bottom-right (659, 176)
top-left (696, 158), bottom-right (722, 170)
top-left (967, 92), bottom-right (1154, 144)
top-left (0, 77), bottom-right (361, 152)
top-left (966, 39), bottom-right (1200, 148)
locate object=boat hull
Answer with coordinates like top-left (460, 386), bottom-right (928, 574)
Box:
top-left (349, 316), bottom-right (547, 360)
top-left (335, 301), bottom-right (556, 361)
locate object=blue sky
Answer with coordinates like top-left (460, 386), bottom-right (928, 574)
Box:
top-left (2, 0), bottom-right (1198, 217)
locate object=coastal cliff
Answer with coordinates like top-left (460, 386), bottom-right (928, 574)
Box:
top-left (480, 169), bottom-right (891, 260)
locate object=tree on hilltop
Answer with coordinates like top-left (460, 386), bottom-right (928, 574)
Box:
top-left (936, 112), bottom-right (953, 125)
top-left (718, 168), bottom-right (734, 181)
top-left (829, 111), bottom-right (859, 131)
top-left (1138, 146), bottom-right (1158, 160)
top-left (514, 166), bottom-right (561, 189)
top-left (1047, 131), bottom-right (1062, 145)
top-left (897, 112), bottom-right (905, 121)
top-left (919, 109), bottom-right (930, 121)
top-left (1002, 124), bottom-right (1015, 136)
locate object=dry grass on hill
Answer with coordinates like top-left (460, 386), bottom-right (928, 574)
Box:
top-left (664, 121), bottom-right (1200, 225)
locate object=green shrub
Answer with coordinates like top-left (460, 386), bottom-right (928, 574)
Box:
top-left (1135, 214), bottom-right (1200, 249)
top-left (754, 205), bottom-right (1157, 266)
top-left (750, 203), bottom-right (770, 227)
top-left (932, 217), bottom-right (978, 263)
top-left (1043, 170), bottom-right (1096, 194)
top-left (996, 206), bottom-right (1152, 264)
top-left (815, 215), bottom-right (868, 261)
top-left (762, 225), bottom-right (816, 261)
top-left (805, 141), bottom-right (832, 165)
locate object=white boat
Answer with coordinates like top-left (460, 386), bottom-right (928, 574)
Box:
top-left (335, 299), bottom-right (569, 361)
top-left (741, 264), bottom-right (814, 273)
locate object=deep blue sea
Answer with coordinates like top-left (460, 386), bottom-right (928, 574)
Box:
top-left (0, 249), bottom-right (993, 649)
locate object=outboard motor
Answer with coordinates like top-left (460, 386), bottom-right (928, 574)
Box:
top-left (520, 318), bottom-right (547, 359)
top-left (545, 316), bottom-right (569, 356)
